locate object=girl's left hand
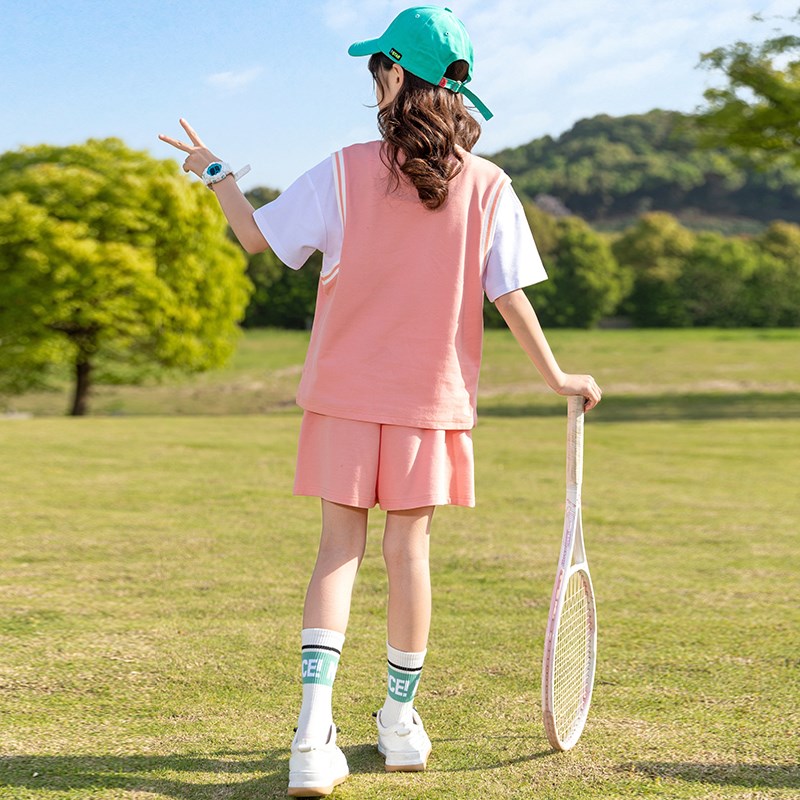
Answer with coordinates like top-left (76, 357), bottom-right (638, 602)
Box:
top-left (555, 372), bottom-right (603, 412)
top-left (158, 119), bottom-right (220, 178)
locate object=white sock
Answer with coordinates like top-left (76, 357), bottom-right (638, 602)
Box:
top-left (380, 642), bottom-right (426, 727)
top-left (295, 628), bottom-right (345, 744)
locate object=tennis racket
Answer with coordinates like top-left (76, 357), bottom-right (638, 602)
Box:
top-left (541, 395), bottom-right (597, 751)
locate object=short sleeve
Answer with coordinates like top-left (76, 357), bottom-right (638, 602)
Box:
top-left (252, 156), bottom-right (336, 271)
top-left (483, 183), bottom-right (548, 303)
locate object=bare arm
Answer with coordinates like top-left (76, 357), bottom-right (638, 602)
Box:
top-left (207, 175), bottom-right (268, 254)
top-left (158, 119), bottom-right (268, 255)
top-left (495, 288), bottom-right (602, 411)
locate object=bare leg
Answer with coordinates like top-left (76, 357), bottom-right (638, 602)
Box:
top-left (295, 500), bottom-right (368, 745)
top-left (303, 499), bottom-right (369, 633)
top-left (382, 507), bottom-right (434, 652)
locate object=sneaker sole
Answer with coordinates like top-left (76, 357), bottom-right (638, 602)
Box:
top-left (377, 741), bottom-right (431, 772)
top-left (385, 760), bottom-right (427, 773)
top-left (287, 773), bottom-right (348, 797)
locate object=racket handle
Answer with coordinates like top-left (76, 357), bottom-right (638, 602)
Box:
top-left (567, 396), bottom-right (584, 491)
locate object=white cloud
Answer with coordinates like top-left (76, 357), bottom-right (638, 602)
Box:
top-left (322, 0), bottom-right (365, 33)
top-left (322, 0), bottom-right (411, 34)
top-left (446, 0), bottom-right (798, 147)
top-left (265, 0), bottom-right (800, 183)
top-left (206, 66), bottom-right (263, 93)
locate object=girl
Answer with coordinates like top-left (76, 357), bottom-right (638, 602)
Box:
top-left (160, 6), bottom-right (601, 797)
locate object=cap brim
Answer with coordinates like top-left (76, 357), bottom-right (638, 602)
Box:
top-left (348, 37), bottom-right (383, 57)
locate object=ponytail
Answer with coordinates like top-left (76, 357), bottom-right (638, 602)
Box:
top-left (369, 53), bottom-right (482, 210)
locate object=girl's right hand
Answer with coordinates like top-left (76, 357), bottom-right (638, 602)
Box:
top-left (554, 373), bottom-right (603, 411)
top-left (158, 119), bottom-right (220, 179)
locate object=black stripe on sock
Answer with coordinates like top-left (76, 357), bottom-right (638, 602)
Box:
top-left (387, 659), bottom-right (423, 673)
top-left (302, 644), bottom-right (341, 655)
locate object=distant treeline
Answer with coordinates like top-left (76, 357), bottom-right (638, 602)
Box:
top-left (239, 109), bottom-right (800, 330)
top-left (239, 204), bottom-right (800, 330)
top-left (521, 207), bottom-right (800, 329)
top-left (488, 109), bottom-right (800, 226)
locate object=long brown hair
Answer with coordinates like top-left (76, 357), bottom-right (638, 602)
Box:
top-left (368, 53), bottom-right (482, 210)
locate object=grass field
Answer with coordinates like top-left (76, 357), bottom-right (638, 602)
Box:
top-left (1, 328), bottom-right (799, 799)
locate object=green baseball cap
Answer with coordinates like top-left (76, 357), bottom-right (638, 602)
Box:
top-left (348, 5), bottom-right (493, 120)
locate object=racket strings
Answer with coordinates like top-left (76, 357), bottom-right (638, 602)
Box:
top-left (552, 571), bottom-right (593, 741)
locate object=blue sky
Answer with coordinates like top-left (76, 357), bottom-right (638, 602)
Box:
top-left (2, 0), bottom-right (797, 191)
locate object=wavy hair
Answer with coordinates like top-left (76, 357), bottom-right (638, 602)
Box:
top-left (368, 53), bottom-right (482, 210)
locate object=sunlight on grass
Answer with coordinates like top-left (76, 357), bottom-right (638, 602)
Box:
top-left (1, 329), bottom-right (799, 799)
top-left (3, 327), bottom-right (799, 418)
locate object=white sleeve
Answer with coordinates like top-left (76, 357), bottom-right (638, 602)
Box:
top-left (252, 156), bottom-right (339, 271)
top-left (483, 183), bottom-right (548, 303)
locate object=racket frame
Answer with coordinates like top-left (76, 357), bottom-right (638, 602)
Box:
top-left (541, 396), bottom-right (598, 751)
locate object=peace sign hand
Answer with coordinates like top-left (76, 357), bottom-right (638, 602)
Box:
top-left (158, 119), bottom-right (220, 178)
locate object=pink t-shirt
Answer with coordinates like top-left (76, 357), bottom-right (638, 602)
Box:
top-left (254, 146), bottom-right (547, 302)
top-left (254, 141), bottom-right (548, 429)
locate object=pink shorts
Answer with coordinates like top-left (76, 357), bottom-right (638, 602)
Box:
top-left (294, 411), bottom-right (475, 510)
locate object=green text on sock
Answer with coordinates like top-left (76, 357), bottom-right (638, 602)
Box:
top-left (301, 649), bottom-right (340, 687)
top-left (387, 664), bottom-right (421, 703)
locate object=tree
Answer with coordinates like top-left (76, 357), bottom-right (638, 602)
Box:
top-left (612, 212), bottom-right (695, 326)
top-left (241, 246), bottom-right (322, 329)
top-left (678, 233), bottom-right (758, 326)
top-left (0, 139), bottom-right (251, 415)
top-left (697, 10), bottom-right (800, 166)
top-left (746, 221), bottom-right (800, 326)
top-left (236, 187), bottom-right (322, 330)
top-left (249, 251), bottom-right (321, 329)
top-left (528, 216), bottom-right (629, 328)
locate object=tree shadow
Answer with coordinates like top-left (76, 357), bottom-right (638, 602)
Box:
top-left (480, 392), bottom-right (800, 423)
top-left (0, 742), bottom-right (551, 795)
top-left (0, 751), bottom-right (289, 799)
top-left (625, 761), bottom-right (800, 789)
top-left (7, 751), bottom-right (796, 795)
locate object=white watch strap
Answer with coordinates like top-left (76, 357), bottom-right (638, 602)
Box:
top-left (205, 163), bottom-right (251, 189)
top-left (232, 164), bottom-right (251, 182)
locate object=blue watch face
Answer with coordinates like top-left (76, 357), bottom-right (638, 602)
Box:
top-left (207, 163), bottom-right (223, 176)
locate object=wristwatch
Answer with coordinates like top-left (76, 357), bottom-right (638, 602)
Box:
top-left (201, 161), bottom-right (251, 188)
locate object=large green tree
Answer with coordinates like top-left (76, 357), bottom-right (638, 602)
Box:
top-left (0, 139), bottom-right (251, 415)
top-left (697, 10), bottom-right (800, 166)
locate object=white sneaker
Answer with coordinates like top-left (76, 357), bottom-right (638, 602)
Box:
top-left (376, 709), bottom-right (432, 772)
top-left (287, 723), bottom-right (349, 797)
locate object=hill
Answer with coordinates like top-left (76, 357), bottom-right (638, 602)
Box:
top-left (486, 109), bottom-right (800, 230)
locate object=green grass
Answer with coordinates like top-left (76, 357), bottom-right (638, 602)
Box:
top-left (5, 327), bottom-right (800, 418)
top-left (1, 328), bottom-right (799, 799)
